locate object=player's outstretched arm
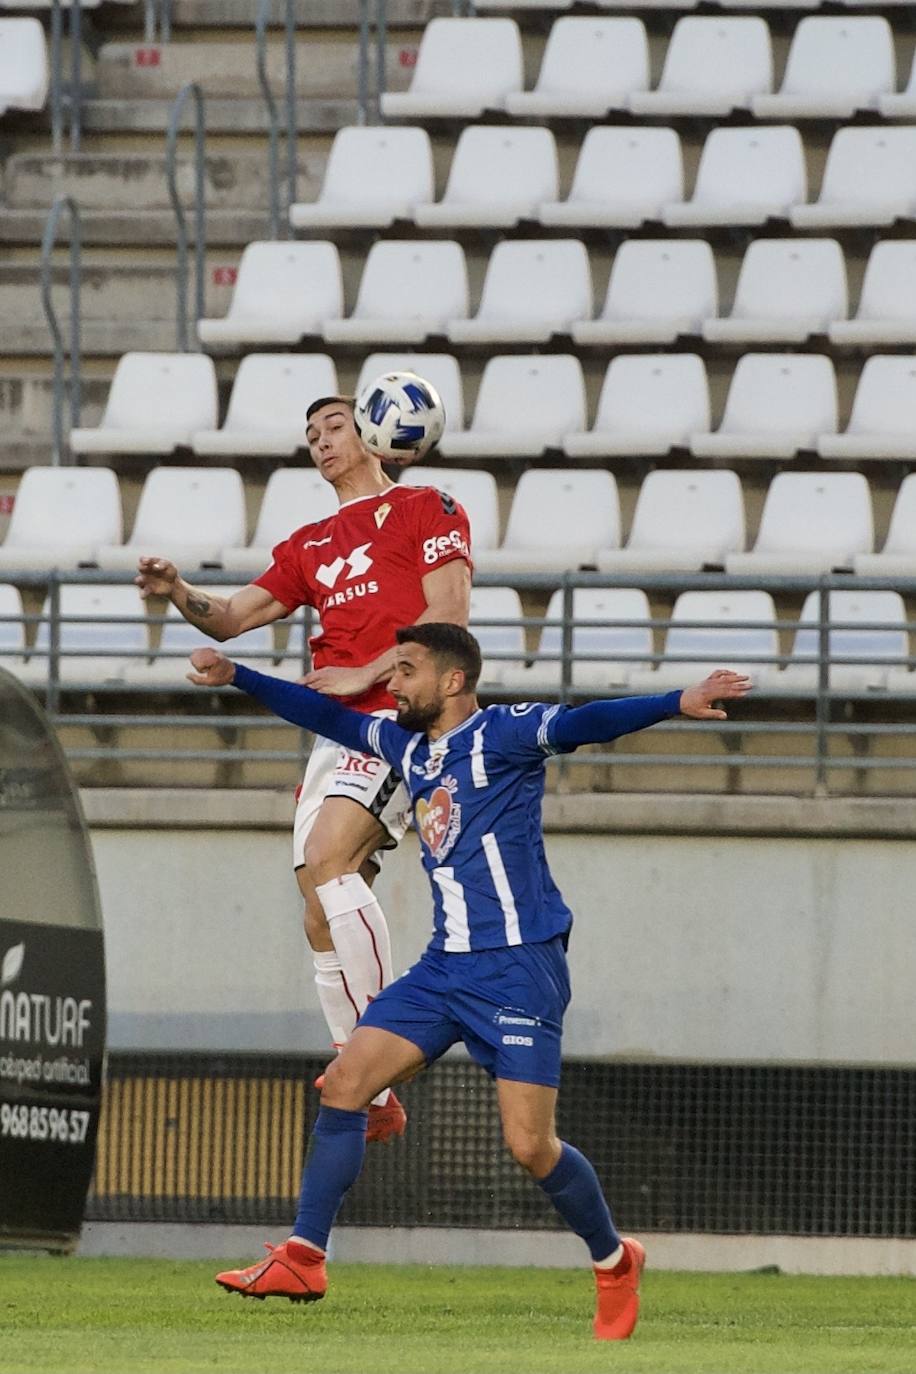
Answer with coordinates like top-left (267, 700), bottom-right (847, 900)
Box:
top-left (678, 669), bottom-right (752, 720)
top-left (136, 558), bottom-right (288, 641)
top-left (186, 648), bottom-right (393, 759)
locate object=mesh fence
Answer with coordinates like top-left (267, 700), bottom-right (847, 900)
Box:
top-left (86, 1053), bottom-right (916, 1237)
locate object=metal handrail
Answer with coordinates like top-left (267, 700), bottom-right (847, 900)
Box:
top-left (49, 0), bottom-right (82, 153)
top-left (255, 0), bottom-right (281, 239)
top-left (144, 0), bottom-right (172, 43)
top-left (40, 195), bottom-right (82, 468)
top-left (285, 0), bottom-right (297, 214)
top-left (165, 83), bottom-right (206, 353)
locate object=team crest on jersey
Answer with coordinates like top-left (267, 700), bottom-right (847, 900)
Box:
top-left (374, 502), bottom-right (392, 529)
top-left (415, 775), bottom-right (461, 861)
top-left (413, 748), bottom-right (446, 781)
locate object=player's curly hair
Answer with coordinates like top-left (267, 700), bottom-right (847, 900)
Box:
top-left (396, 622), bottom-right (481, 692)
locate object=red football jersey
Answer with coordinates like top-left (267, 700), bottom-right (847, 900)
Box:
top-left (255, 484), bottom-right (472, 713)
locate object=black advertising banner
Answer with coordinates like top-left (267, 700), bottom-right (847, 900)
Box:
top-left (0, 921), bottom-right (106, 1244)
top-left (0, 668), bottom-right (107, 1250)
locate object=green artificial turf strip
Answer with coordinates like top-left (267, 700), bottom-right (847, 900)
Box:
top-left (0, 1258), bottom-right (913, 1374)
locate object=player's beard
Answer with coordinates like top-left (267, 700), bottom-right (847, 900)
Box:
top-left (396, 694), bottom-right (444, 733)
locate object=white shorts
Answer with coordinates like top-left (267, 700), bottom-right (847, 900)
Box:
top-left (292, 712), bottom-right (411, 871)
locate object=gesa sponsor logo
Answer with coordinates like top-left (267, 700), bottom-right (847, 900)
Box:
top-left (422, 530), bottom-right (469, 566)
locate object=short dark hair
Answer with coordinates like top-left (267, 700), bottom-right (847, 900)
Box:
top-left (395, 623), bottom-right (481, 693)
top-left (305, 395), bottom-right (355, 423)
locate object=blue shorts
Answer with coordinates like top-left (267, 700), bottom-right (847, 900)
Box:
top-left (358, 936), bottom-right (571, 1088)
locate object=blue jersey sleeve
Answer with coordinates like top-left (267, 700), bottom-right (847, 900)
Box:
top-left (232, 664), bottom-right (412, 771)
top-left (492, 692), bottom-right (683, 764)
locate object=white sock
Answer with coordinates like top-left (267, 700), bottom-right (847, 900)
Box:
top-left (594, 1244), bottom-right (625, 1270)
top-left (315, 873), bottom-right (395, 1109)
top-left (312, 949), bottom-right (355, 1047)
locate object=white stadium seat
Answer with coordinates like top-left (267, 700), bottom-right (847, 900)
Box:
top-left (539, 126), bottom-right (683, 229)
top-left (323, 241), bottom-right (468, 345)
top-left (192, 354), bottom-right (337, 458)
top-left (0, 18), bottom-right (47, 113)
top-left (70, 352), bottom-right (218, 456)
top-left (829, 242), bottom-right (916, 347)
top-left (596, 469), bottom-right (745, 574)
top-left (505, 17), bottom-right (648, 118)
top-left (703, 239), bottom-right (847, 344)
top-left (130, 597), bottom-right (274, 688)
top-left (523, 587), bottom-right (653, 693)
top-left (96, 467), bottom-right (246, 572)
top-left (28, 584), bottom-right (149, 689)
top-left (880, 49), bottom-right (916, 118)
top-left (629, 590), bottom-right (778, 692)
top-left (573, 240), bottom-right (716, 346)
top-left (474, 469), bottom-right (619, 574)
top-left (790, 128), bottom-right (916, 229)
top-left (414, 126), bottom-right (558, 228)
top-left (289, 127), bottom-right (433, 229)
top-left (775, 590), bottom-right (907, 694)
top-left (690, 353), bottom-right (837, 459)
top-left (469, 586), bottom-right (528, 689)
top-left (0, 583), bottom-right (27, 680)
top-left (399, 467), bottom-right (500, 553)
top-left (725, 472), bottom-right (873, 575)
top-left (818, 357), bottom-right (916, 461)
top-left (380, 17), bottom-right (522, 119)
top-left (564, 353), bottom-right (710, 458)
top-left (220, 468), bottom-right (339, 575)
top-left (0, 467), bottom-right (122, 572)
top-left (753, 17), bottom-right (894, 119)
top-left (663, 126), bottom-right (806, 227)
top-left (629, 17), bottom-right (772, 117)
top-left (197, 242), bottom-right (343, 347)
top-left (855, 475), bottom-right (916, 577)
top-left (440, 355), bottom-right (586, 459)
top-left (355, 353), bottom-right (464, 435)
top-left (448, 239), bottom-right (591, 344)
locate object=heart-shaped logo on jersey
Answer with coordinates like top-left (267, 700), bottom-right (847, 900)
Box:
top-left (416, 786), bottom-right (452, 858)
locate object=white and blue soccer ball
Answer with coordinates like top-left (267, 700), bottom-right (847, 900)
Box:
top-left (353, 370), bottom-right (446, 465)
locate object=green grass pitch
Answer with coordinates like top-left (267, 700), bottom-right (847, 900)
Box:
top-left (0, 1257), bottom-right (913, 1374)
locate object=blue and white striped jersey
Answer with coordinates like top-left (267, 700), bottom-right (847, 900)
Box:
top-left (364, 702), bottom-right (573, 952)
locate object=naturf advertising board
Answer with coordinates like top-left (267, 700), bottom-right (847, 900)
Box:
top-left (0, 668), bottom-right (106, 1252)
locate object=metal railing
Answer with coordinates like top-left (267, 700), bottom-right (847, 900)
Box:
top-left (49, 0), bottom-right (83, 154)
top-left (165, 83), bottom-right (207, 352)
top-left (5, 571), bottom-right (916, 794)
top-left (144, 0), bottom-right (173, 43)
top-left (40, 196), bottom-right (82, 468)
top-left (255, 0), bottom-right (282, 238)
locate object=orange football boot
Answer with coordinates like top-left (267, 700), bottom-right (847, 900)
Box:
top-left (215, 1239), bottom-right (327, 1303)
top-left (593, 1237), bottom-right (646, 1340)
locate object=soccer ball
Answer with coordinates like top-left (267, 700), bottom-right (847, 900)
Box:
top-left (353, 370), bottom-right (446, 466)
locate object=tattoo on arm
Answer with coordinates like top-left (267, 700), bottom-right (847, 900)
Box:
top-left (186, 593), bottom-right (212, 618)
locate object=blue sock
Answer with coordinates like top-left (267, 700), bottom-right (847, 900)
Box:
top-left (293, 1105), bottom-right (368, 1250)
top-left (536, 1141), bottom-right (622, 1262)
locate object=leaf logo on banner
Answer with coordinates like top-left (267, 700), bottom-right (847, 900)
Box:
top-left (1, 942), bottom-right (24, 986)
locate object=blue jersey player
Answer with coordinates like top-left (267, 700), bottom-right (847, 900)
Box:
top-left (188, 623), bottom-right (750, 1340)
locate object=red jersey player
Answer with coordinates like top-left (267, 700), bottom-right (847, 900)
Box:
top-left (135, 395), bottom-right (471, 1142)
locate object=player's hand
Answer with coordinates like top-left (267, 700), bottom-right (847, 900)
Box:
top-left (187, 646), bottom-right (236, 688)
top-left (135, 556), bottom-right (178, 599)
top-left (301, 665), bottom-right (373, 697)
top-left (679, 669), bottom-right (752, 720)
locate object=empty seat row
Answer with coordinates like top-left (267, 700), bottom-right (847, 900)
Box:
top-left (379, 16), bottom-right (916, 122)
top-left (293, 123), bottom-right (916, 234)
top-left (0, 17), bottom-right (46, 115)
top-left (470, 586), bottom-right (916, 695)
top-left (198, 236), bottom-right (916, 352)
top-left (9, 463), bottom-right (916, 580)
top-left (69, 348), bottom-right (916, 465)
top-left (3, 581), bottom-right (914, 697)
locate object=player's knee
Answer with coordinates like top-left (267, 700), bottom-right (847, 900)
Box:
top-left (320, 1054), bottom-right (372, 1112)
top-left (302, 834), bottom-right (348, 886)
top-left (503, 1123), bottom-right (555, 1177)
